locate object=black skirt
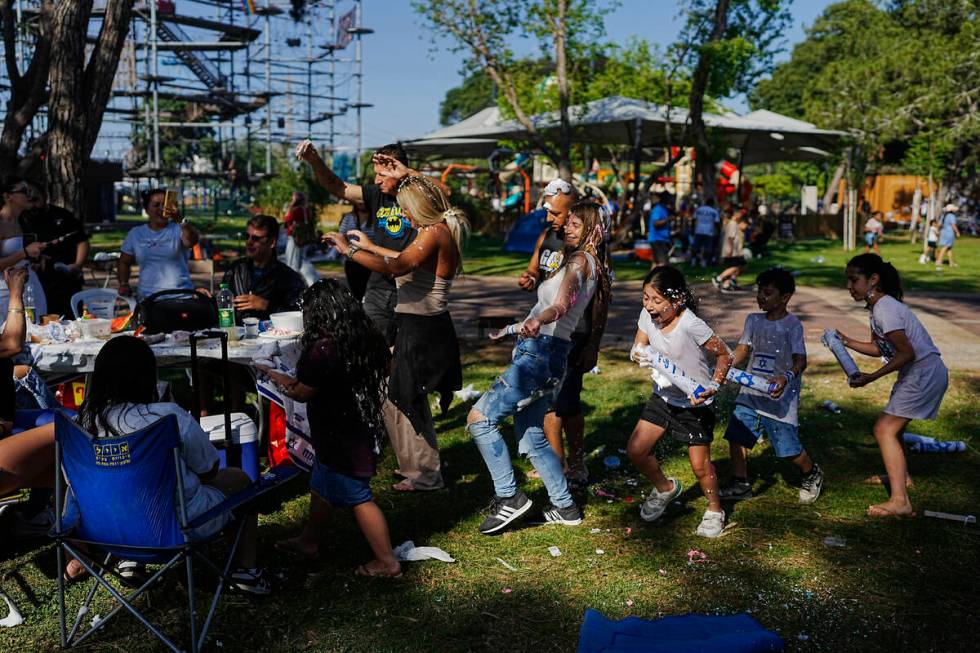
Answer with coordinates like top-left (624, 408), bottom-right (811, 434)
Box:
top-left (389, 312), bottom-right (463, 436)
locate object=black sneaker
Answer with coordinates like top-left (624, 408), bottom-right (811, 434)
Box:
top-left (542, 503), bottom-right (583, 526)
top-left (718, 481), bottom-right (753, 501)
top-left (479, 492), bottom-right (533, 535)
top-left (231, 567), bottom-right (272, 596)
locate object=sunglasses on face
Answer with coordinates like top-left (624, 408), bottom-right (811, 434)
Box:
top-left (244, 233), bottom-right (270, 243)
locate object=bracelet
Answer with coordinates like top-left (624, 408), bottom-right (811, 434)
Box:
top-left (348, 243), bottom-right (361, 257)
top-left (783, 370), bottom-right (795, 382)
top-left (7, 308), bottom-right (24, 313)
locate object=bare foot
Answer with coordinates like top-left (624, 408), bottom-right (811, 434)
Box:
top-left (526, 469), bottom-right (542, 480)
top-left (867, 501), bottom-right (916, 518)
top-left (274, 536), bottom-right (319, 560)
top-left (392, 479), bottom-right (444, 491)
top-left (861, 474), bottom-right (913, 488)
top-left (355, 560), bottom-right (402, 578)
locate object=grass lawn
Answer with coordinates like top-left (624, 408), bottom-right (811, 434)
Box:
top-left (2, 348), bottom-right (977, 652)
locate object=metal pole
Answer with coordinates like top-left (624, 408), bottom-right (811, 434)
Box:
top-left (265, 3), bottom-right (272, 175)
top-left (329, 1), bottom-right (336, 152)
top-left (355, 0), bottom-right (364, 169)
top-left (307, 14), bottom-right (313, 139)
top-left (150, 0), bottom-right (160, 170)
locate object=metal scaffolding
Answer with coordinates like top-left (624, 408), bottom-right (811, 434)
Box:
top-left (1, 0), bottom-right (372, 182)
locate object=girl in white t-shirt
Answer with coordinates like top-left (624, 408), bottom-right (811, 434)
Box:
top-left (836, 254), bottom-right (948, 519)
top-left (627, 266), bottom-right (732, 537)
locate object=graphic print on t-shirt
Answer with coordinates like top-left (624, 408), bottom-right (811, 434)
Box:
top-left (539, 248), bottom-right (564, 275)
top-left (376, 205), bottom-right (408, 239)
top-left (750, 352), bottom-right (776, 376)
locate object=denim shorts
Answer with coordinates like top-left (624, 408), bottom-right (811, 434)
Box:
top-left (309, 459), bottom-right (373, 507)
top-left (472, 336), bottom-right (571, 427)
top-left (724, 404), bottom-right (803, 458)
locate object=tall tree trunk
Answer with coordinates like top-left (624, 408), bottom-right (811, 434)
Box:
top-left (0, 0), bottom-right (53, 173)
top-left (688, 0), bottom-right (730, 202)
top-left (45, 0), bottom-right (90, 216)
top-left (45, 0), bottom-right (132, 219)
top-left (553, 0), bottom-right (573, 181)
top-left (821, 161), bottom-right (845, 213)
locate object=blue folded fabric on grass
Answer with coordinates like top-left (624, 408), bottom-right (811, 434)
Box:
top-left (577, 609), bottom-right (783, 653)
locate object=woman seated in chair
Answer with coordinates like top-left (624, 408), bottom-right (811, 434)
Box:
top-left (0, 268), bottom-right (55, 502)
top-left (67, 336), bottom-right (270, 594)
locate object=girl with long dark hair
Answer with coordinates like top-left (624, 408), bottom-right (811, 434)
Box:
top-left (466, 200), bottom-right (607, 535)
top-left (836, 253), bottom-right (948, 518)
top-left (261, 279), bottom-right (401, 577)
top-left (0, 175), bottom-right (47, 316)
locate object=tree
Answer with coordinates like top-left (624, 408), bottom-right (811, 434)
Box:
top-left (439, 69), bottom-right (496, 126)
top-left (0, 0), bottom-right (53, 174)
top-left (45, 0), bottom-right (133, 219)
top-left (672, 0), bottom-right (791, 201)
top-left (414, 0), bottom-right (611, 180)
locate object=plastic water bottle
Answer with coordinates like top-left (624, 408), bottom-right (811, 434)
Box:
top-left (216, 283), bottom-right (237, 341)
top-left (22, 282), bottom-right (36, 324)
top-left (821, 400), bottom-right (842, 414)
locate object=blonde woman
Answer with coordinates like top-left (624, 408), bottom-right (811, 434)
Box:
top-left (325, 175), bottom-right (468, 492)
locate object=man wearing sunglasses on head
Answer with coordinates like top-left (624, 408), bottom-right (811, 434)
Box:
top-left (210, 214), bottom-right (306, 323)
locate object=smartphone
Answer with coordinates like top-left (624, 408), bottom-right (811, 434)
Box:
top-left (163, 190), bottom-right (180, 222)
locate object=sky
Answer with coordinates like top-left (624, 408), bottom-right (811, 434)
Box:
top-left (358, 0), bottom-right (837, 147)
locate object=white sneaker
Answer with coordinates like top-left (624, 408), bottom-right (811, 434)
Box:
top-left (918, 254), bottom-right (927, 264)
top-left (639, 478), bottom-right (682, 522)
top-left (695, 509), bottom-right (726, 538)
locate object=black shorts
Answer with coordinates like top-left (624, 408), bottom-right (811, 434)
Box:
top-left (639, 393), bottom-right (715, 446)
top-left (651, 241), bottom-right (671, 265)
top-left (553, 333), bottom-right (589, 418)
top-left (722, 256), bottom-right (746, 268)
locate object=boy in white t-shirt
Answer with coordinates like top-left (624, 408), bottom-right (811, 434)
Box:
top-left (720, 267), bottom-right (824, 504)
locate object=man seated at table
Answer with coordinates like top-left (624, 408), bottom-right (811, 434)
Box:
top-left (216, 214), bottom-right (307, 323)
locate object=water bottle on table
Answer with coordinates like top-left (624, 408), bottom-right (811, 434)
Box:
top-left (216, 283), bottom-right (238, 341)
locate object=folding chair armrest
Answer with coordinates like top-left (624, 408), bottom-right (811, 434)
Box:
top-left (186, 465), bottom-right (300, 530)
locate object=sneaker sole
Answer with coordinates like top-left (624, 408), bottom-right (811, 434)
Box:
top-left (544, 512), bottom-right (583, 526)
top-left (480, 499), bottom-right (533, 535)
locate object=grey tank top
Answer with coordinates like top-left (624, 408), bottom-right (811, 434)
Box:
top-left (395, 267), bottom-right (453, 316)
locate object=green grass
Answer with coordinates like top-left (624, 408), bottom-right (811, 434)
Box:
top-left (2, 349), bottom-right (978, 652)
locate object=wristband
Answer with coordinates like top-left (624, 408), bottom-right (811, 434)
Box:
top-left (348, 243), bottom-right (361, 258)
top-left (783, 370), bottom-right (795, 383)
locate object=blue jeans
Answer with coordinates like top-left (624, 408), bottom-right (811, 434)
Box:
top-left (468, 336), bottom-right (574, 508)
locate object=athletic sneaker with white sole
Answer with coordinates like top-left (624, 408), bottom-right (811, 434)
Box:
top-left (639, 478), bottom-right (682, 522)
top-left (231, 567), bottom-right (272, 596)
top-left (479, 491), bottom-right (533, 535)
top-left (542, 503), bottom-right (583, 526)
top-left (799, 463), bottom-right (824, 504)
top-left (695, 509), bottom-right (726, 538)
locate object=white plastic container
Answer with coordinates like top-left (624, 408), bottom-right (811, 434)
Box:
top-left (201, 413), bottom-right (260, 481)
top-left (78, 318), bottom-right (112, 340)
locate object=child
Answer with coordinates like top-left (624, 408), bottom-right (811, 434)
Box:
top-left (863, 211), bottom-right (884, 254)
top-left (712, 210), bottom-right (747, 293)
top-left (262, 279), bottom-right (402, 576)
top-left (920, 218), bottom-right (940, 264)
top-left (627, 266), bottom-right (732, 537)
top-left (836, 254), bottom-right (948, 518)
top-left (720, 267), bottom-right (824, 504)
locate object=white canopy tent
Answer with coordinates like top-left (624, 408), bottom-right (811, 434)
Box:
top-left (402, 96), bottom-right (845, 164)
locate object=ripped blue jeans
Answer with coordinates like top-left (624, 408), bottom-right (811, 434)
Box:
top-left (467, 336), bottom-right (574, 508)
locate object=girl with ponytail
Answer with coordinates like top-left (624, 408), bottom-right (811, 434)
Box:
top-left (325, 175), bottom-right (467, 492)
top-left (836, 253), bottom-right (948, 518)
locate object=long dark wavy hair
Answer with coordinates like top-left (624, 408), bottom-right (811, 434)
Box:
top-left (300, 279), bottom-right (390, 434)
top-left (80, 336), bottom-right (160, 438)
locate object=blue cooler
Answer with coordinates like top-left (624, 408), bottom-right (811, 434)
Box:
top-left (200, 413), bottom-right (260, 481)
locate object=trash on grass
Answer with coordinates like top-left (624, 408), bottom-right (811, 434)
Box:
top-left (593, 487), bottom-right (617, 499)
top-left (501, 588), bottom-right (513, 594)
top-left (603, 455), bottom-right (621, 469)
top-left (625, 599), bottom-right (634, 607)
top-left (595, 549), bottom-right (605, 555)
top-left (687, 549), bottom-right (707, 564)
top-left (393, 540), bottom-right (456, 563)
top-left (453, 383), bottom-right (482, 402)
top-left (822, 536), bottom-right (847, 549)
top-left (496, 557), bottom-right (518, 572)
top-left (0, 590), bottom-right (24, 628)
top-left (924, 511), bottom-right (976, 525)
top-left (548, 546), bottom-right (562, 558)
top-left (821, 400), bottom-right (842, 414)
top-left (589, 366), bottom-right (601, 375)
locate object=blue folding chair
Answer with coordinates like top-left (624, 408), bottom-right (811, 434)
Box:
top-left (52, 411), bottom-right (299, 652)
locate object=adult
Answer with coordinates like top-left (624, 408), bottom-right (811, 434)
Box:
top-left (467, 201), bottom-right (606, 535)
top-left (712, 209), bottom-right (747, 293)
top-left (647, 191), bottom-right (672, 267)
top-left (935, 204), bottom-right (960, 270)
top-left (338, 202), bottom-right (373, 301)
top-left (282, 191), bottom-right (318, 286)
top-left (117, 189), bottom-right (199, 300)
top-left (326, 175), bottom-right (466, 494)
top-left (0, 175), bottom-right (47, 316)
top-left (219, 214), bottom-right (306, 323)
top-left (519, 180), bottom-right (609, 486)
top-left (297, 140), bottom-right (440, 491)
top-left (70, 336), bottom-right (269, 593)
top-left (690, 198), bottom-right (720, 268)
top-left (19, 181), bottom-right (89, 319)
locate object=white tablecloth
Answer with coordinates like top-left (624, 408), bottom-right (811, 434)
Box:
top-left (30, 334), bottom-right (301, 375)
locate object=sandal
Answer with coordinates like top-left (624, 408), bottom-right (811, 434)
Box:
top-left (355, 563), bottom-right (402, 579)
top-left (392, 479), bottom-right (444, 492)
